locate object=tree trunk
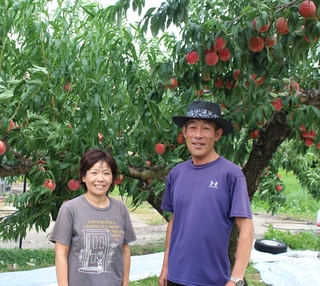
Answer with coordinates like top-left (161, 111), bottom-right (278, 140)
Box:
top-left (243, 110), bottom-right (292, 199)
top-left (228, 110), bottom-right (292, 270)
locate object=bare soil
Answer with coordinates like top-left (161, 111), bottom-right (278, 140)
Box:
top-left (1, 210), bottom-right (318, 250)
top-left (0, 212), bottom-right (167, 249)
top-left (0, 182), bottom-right (319, 249)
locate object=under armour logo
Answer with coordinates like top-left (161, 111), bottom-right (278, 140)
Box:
top-left (209, 181), bottom-right (218, 188)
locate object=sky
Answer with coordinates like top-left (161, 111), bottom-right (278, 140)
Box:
top-left (101, 0), bottom-right (165, 21)
top-left (47, 0), bottom-right (179, 35)
top-left (99, 0), bottom-right (179, 35)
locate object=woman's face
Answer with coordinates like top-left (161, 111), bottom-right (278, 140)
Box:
top-left (82, 160), bottom-right (113, 196)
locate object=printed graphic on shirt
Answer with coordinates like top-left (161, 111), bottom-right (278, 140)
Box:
top-left (208, 181), bottom-right (218, 188)
top-left (78, 219), bottom-right (124, 274)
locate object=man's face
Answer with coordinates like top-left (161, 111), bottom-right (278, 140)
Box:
top-left (182, 119), bottom-right (223, 164)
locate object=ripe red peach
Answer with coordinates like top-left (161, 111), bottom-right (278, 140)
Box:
top-left (275, 17), bottom-right (289, 35)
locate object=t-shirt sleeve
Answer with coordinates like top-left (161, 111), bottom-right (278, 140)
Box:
top-left (229, 174), bottom-right (252, 219)
top-left (122, 203), bottom-right (137, 244)
top-left (161, 172), bottom-right (174, 213)
top-left (48, 203), bottom-right (74, 246)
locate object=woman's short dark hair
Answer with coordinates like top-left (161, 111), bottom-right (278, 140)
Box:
top-left (79, 148), bottom-right (118, 192)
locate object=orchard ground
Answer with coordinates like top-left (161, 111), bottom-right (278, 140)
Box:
top-left (0, 182), bottom-right (318, 249)
top-left (1, 212), bottom-right (318, 250)
top-left (0, 184), bottom-right (320, 286)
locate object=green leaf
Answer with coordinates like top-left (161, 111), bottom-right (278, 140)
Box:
top-left (0, 90), bottom-right (14, 101)
top-left (29, 65), bottom-right (48, 75)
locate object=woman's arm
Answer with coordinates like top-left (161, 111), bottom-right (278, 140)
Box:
top-left (122, 244), bottom-right (131, 286)
top-left (55, 242), bottom-right (70, 286)
top-left (158, 214), bottom-right (174, 286)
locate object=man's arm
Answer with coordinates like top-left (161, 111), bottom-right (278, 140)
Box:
top-left (226, 217), bottom-right (254, 286)
top-left (158, 214), bottom-right (174, 286)
top-left (55, 242), bottom-right (70, 286)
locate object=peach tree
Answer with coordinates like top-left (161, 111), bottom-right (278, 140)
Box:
top-left (0, 0), bottom-right (319, 266)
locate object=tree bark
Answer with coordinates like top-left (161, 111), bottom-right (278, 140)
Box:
top-left (243, 110), bottom-right (292, 199)
top-left (0, 160), bottom-right (33, 177)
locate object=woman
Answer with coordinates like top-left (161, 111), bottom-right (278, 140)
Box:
top-left (49, 148), bottom-right (136, 286)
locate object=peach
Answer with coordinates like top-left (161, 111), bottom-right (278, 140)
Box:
top-left (213, 37), bottom-right (226, 51)
top-left (248, 36), bottom-right (264, 52)
top-left (309, 130), bottom-right (316, 138)
top-left (196, 89), bottom-right (204, 96)
top-left (0, 140), bottom-right (6, 155)
top-left (6, 120), bottom-right (15, 132)
top-left (275, 17), bottom-right (289, 35)
top-left (251, 74), bottom-right (266, 84)
top-left (302, 130), bottom-right (310, 138)
top-left (298, 1), bottom-right (316, 19)
top-left (166, 78), bottom-right (178, 90)
top-left (299, 124), bottom-right (306, 132)
top-left (271, 98), bottom-right (283, 110)
top-left (44, 179), bottom-right (56, 191)
top-left (289, 82), bottom-right (299, 94)
top-left (205, 52), bottom-right (219, 66)
top-left (155, 143), bottom-right (165, 154)
top-left (68, 179), bottom-right (80, 191)
top-left (177, 132), bottom-right (185, 144)
top-left (201, 71), bottom-right (211, 81)
top-left (253, 17), bottom-right (270, 33)
top-left (214, 77), bottom-right (224, 87)
top-left (233, 70), bottom-right (241, 81)
top-left (218, 48), bottom-right (231, 61)
top-left (186, 51), bottom-right (199, 64)
top-left (250, 130), bottom-right (259, 140)
top-left (225, 80), bottom-right (234, 89)
top-left (114, 174), bottom-right (124, 185)
top-left (304, 35), bottom-right (318, 42)
top-left (305, 137), bottom-right (314, 146)
top-left (265, 35), bottom-right (277, 47)
top-left (64, 82), bottom-right (71, 91)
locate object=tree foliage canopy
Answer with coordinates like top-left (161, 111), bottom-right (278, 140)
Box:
top-left (0, 0), bottom-right (319, 241)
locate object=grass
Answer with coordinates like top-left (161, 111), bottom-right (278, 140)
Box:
top-left (130, 243), bottom-right (164, 256)
top-left (0, 171), bottom-right (319, 285)
top-left (264, 224), bottom-right (320, 251)
top-left (129, 268), bottom-right (266, 286)
top-left (130, 275), bottom-right (158, 285)
top-left (251, 169), bottom-right (320, 222)
top-left (0, 248), bottom-right (55, 272)
top-left (245, 265), bottom-right (265, 286)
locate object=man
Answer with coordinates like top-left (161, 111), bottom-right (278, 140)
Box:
top-left (159, 100), bottom-right (254, 286)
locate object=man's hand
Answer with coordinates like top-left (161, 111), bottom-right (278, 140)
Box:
top-left (225, 280), bottom-right (236, 286)
top-left (158, 267), bottom-right (168, 286)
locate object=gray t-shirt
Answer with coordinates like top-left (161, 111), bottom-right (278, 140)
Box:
top-left (49, 195), bottom-right (136, 286)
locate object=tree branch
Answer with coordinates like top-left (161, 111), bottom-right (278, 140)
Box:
top-left (127, 164), bottom-right (170, 180)
top-left (0, 160), bottom-right (33, 177)
top-left (298, 88), bottom-right (320, 109)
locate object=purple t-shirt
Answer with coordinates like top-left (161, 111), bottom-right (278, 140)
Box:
top-left (161, 157), bottom-right (252, 286)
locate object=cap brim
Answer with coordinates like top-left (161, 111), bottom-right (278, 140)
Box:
top-left (173, 116), bottom-right (233, 135)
